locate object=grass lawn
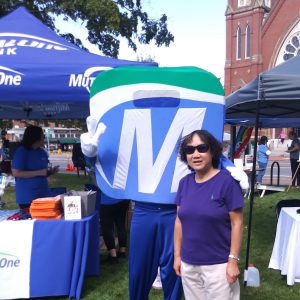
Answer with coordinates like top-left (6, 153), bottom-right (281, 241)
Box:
top-left (3, 173), bottom-right (300, 299)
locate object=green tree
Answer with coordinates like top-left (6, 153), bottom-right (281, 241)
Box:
top-left (0, 120), bottom-right (13, 132)
top-left (0, 0), bottom-right (174, 57)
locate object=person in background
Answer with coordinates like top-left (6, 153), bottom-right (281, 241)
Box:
top-left (101, 193), bottom-right (130, 263)
top-left (1, 130), bottom-right (9, 158)
top-left (174, 129), bottom-right (244, 300)
top-left (279, 131), bottom-right (285, 144)
top-left (0, 141), bottom-right (4, 163)
top-left (85, 155), bottom-right (129, 264)
top-left (11, 125), bottom-right (59, 210)
top-left (0, 130), bottom-right (12, 174)
top-left (286, 131), bottom-right (300, 187)
top-left (257, 136), bottom-right (271, 185)
top-left (223, 141), bottom-right (231, 159)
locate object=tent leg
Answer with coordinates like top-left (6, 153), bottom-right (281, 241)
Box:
top-left (244, 100), bottom-right (260, 287)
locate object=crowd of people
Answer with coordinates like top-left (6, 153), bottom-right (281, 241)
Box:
top-left (255, 130), bottom-right (300, 188)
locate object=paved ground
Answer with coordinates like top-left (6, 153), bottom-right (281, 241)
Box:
top-left (264, 139), bottom-right (292, 186)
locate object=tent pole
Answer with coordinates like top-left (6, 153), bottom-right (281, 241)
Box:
top-left (244, 100), bottom-right (260, 287)
top-left (230, 125), bottom-right (236, 162)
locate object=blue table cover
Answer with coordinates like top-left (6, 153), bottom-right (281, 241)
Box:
top-left (30, 212), bottom-right (99, 299)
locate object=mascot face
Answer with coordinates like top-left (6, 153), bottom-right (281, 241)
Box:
top-left (89, 67), bottom-right (224, 204)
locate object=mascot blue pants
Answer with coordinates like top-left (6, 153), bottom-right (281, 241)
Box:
top-left (129, 202), bottom-right (182, 300)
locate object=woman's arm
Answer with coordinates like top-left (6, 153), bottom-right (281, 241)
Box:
top-left (227, 208), bottom-right (243, 283)
top-left (286, 141), bottom-right (300, 153)
top-left (173, 209), bottom-right (182, 276)
top-left (11, 168), bottom-right (47, 178)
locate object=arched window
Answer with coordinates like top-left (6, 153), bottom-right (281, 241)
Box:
top-left (236, 26), bottom-right (242, 60)
top-left (238, 0), bottom-right (251, 7)
top-left (245, 24), bottom-right (250, 58)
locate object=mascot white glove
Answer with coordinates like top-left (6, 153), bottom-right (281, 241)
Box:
top-left (80, 116), bottom-right (106, 158)
top-left (226, 166), bottom-right (249, 190)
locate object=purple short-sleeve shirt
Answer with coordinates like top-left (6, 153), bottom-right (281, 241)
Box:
top-left (176, 169), bottom-right (244, 265)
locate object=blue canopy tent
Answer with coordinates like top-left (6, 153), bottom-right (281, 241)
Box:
top-left (0, 7), bottom-right (157, 119)
top-left (226, 53), bottom-right (300, 287)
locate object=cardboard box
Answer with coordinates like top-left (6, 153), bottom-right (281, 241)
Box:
top-left (61, 190), bottom-right (97, 217)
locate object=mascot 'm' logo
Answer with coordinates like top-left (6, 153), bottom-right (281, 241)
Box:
top-left (112, 108), bottom-right (206, 193)
top-left (0, 33), bottom-right (77, 55)
top-left (69, 66), bottom-right (112, 92)
top-left (91, 84), bottom-right (224, 202)
top-left (0, 65), bottom-right (23, 86)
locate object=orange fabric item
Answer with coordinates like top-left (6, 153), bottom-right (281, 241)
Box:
top-left (30, 209), bottom-right (62, 217)
top-left (30, 202), bottom-right (62, 211)
top-left (30, 195), bottom-right (61, 209)
top-left (30, 195), bottom-right (63, 220)
top-left (33, 214), bottom-right (63, 220)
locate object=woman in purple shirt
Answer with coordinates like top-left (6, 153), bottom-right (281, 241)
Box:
top-left (174, 130), bottom-right (244, 300)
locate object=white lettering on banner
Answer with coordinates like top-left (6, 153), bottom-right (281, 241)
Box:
top-left (0, 48), bottom-right (16, 55)
top-left (0, 256), bottom-right (20, 268)
top-left (69, 74), bottom-right (95, 88)
top-left (35, 103), bottom-right (70, 113)
top-left (0, 66), bottom-right (23, 86)
top-left (69, 66), bottom-right (112, 92)
top-left (0, 220), bottom-right (35, 299)
top-left (0, 72), bottom-right (21, 85)
top-left (32, 103), bottom-right (70, 116)
top-left (0, 33), bottom-right (79, 56)
top-left (112, 108), bottom-right (206, 193)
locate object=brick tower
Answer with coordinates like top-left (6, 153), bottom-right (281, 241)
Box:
top-left (224, 0), bottom-right (300, 96)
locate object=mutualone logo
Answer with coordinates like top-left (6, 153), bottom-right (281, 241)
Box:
top-left (0, 33), bottom-right (78, 55)
top-left (0, 252), bottom-right (20, 268)
top-left (69, 66), bottom-right (112, 92)
top-left (0, 65), bottom-right (23, 86)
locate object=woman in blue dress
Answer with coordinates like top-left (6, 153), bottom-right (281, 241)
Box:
top-left (257, 136), bottom-right (271, 184)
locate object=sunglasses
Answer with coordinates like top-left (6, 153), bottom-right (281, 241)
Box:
top-left (184, 144), bottom-right (209, 154)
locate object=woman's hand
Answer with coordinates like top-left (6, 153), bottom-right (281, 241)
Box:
top-left (173, 255), bottom-right (182, 276)
top-left (47, 165), bottom-right (59, 176)
top-left (173, 213), bottom-right (182, 277)
top-left (226, 259), bottom-right (240, 283)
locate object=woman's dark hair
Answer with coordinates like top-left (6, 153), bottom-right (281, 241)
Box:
top-left (258, 136), bottom-right (268, 145)
top-left (22, 125), bottom-right (43, 150)
top-left (179, 130), bottom-right (222, 168)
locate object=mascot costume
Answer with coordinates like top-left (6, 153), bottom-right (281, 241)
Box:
top-left (81, 66), bottom-right (248, 300)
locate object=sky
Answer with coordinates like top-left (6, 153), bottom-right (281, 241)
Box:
top-left (56, 1), bottom-right (227, 83)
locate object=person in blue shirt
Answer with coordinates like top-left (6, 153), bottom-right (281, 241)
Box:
top-left (12, 125), bottom-right (59, 209)
top-left (257, 136), bottom-right (271, 184)
top-left (85, 155), bottom-right (129, 264)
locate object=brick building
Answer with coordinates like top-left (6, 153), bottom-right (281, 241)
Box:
top-left (225, 0), bottom-right (300, 137)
